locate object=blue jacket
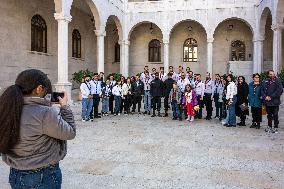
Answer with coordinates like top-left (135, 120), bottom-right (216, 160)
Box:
top-left (248, 82), bottom-right (262, 108)
top-left (261, 78), bottom-right (283, 106)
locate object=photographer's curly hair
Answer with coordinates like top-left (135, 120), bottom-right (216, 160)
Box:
top-left (0, 69), bottom-right (52, 154)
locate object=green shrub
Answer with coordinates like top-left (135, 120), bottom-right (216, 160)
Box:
top-left (107, 73), bottom-right (122, 81)
top-left (72, 69), bottom-right (94, 85)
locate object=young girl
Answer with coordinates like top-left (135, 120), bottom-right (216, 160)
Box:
top-left (183, 84), bottom-right (198, 122)
top-left (100, 79), bottom-right (112, 116)
top-left (112, 81), bottom-right (122, 116)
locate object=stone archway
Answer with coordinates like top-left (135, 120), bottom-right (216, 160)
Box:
top-left (213, 18), bottom-right (253, 80)
top-left (169, 20), bottom-right (207, 75)
top-left (128, 22), bottom-right (163, 76)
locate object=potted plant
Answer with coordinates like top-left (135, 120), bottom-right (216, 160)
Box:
top-left (72, 69), bottom-right (94, 101)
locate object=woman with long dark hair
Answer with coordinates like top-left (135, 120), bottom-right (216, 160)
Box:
top-left (236, 76), bottom-right (249, 126)
top-left (224, 74), bottom-right (238, 127)
top-left (0, 69), bottom-right (76, 189)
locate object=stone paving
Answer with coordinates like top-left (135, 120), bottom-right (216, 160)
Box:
top-left (1, 103), bottom-right (284, 189)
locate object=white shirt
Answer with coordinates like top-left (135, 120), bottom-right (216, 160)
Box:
top-left (177, 78), bottom-right (190, 92)
top-left (110, 80), bottom-right (116, 88)
top-left (112, 85), bottom-right (122, 96)
top-left (159, 72), bottom-right (167, 81)
top-left (204, 79), bottom-right (214, 95)
top-left (188, 77), bottom-right (195, 88)
top-left (80, 82), bottom-right (91, 99)
top-left (142, 76), bottom-right (152, 91)
top-left (90, 80), bottom-right (102, 95)
top-left (226, 81), bottom-right (237, 99)
top-left (194, 80), bottom-right (205, 97)
top-left (213, 80), bottom-right (223, 94)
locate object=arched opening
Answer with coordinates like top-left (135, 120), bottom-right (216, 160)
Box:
top-left (72, 29), bottom-right (81, 58)
top-left (148, 39), bottom-right (161, 62)
top-left (261, 8), bottom-right (273, 72)
top-left (213, 18), bottom-right (253, 79)
top-left (105, 16), bottom-right (123, 76)
top-left (31, 14), bottom-right (47, 53)
top-left (170, 20), bottom-right (207, 75)
top-left (276, 0), bottom-right (284, 71)
top-left (129, 22), bottom-right (163, 76)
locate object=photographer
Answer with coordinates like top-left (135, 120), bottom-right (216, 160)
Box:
top-left (0, 69), bottom-right (76, 189)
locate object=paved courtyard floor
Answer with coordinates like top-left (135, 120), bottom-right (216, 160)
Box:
top-left (1, 103), bottom-right (284, 189)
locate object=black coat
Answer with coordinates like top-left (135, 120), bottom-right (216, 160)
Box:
top-left (261, 78), bottom-right (283, 106)
top-left (131, 80), bottom-right (144, 96)
top-left (163, 78), bottom-right (175, 97)
top-left (150, 78), bottom-right (164, 97)
top-left (236, 82), bottom-right (249, 116)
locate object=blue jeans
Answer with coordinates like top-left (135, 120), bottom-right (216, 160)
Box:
top-left (9, 164), bottom-right (62, 189)
top-left (114, 95), bottom-right (121, 114)
top-left (102, 97), bottom-right (109, 113)
top-left (144, 90), bottom-right (151, 112)
top-left (227, 95), bottom-right (237, 125)
top-left (81, 98), bottom-right (93, 119)
top-left (171, 100), bottom-right (181, 118)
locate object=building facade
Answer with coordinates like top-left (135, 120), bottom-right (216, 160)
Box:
top-left (0, 0), bottom-right (283, 100)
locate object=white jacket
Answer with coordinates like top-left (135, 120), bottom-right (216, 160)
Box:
top-left (226, 81), bottom-right (237, 100)
top-left (121, 83), bottom-right (131, 96)
top-left (80, 82), bottom-right (91, 99)
top-left (112, 85), bottom-right (122, 96)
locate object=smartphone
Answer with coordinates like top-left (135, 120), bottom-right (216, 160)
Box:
top-left (51, 92), bottom-right (64, 102)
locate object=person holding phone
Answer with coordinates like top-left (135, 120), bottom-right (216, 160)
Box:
top-left (0, 69), bottom-right (76, 189)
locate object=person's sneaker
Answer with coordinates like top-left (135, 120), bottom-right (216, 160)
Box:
top-left (186, 117), bottom-right (190, 121)
top-left (118, 113), bottom-right (121, 116)
top-left (147, 111), bottom-right (151, 115)
top-left (82, 119), bottom-right (86, 122)
top-left (143, 111), bottom-right (147, 115)
top-left (157, 112), bottom-right (162, 117)
top-left (172, 117), bottom-right (177, 120)
top-left (271, 128), bottom-right (278, 133)
top-left (274, 125), bottom-right (279, 129)
top-left (190, 117), bottom-right (194, 122)
top-left (250, 122), bottom-right (256, 128)
top-left (114, 114), bottom-right (117, 116)
top-left (90, 118), bottom-right (94, 122)
top-left (151, 114), bottom-right (156, 117)
top-left (265, 126), bottom-right (272, 133)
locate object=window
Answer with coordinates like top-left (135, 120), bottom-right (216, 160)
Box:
top-left (231, 40), bottom-right (245, 61)
top-left (31, 15), bottom-right (47, 53)
top-left (72, 29), bottom-right (81, 58)
top-left (183, 38), bottom-right (198, 62)
top-left (115, 42), bottom-right (120, 62)
top-left (148, 39), bottom-right (161, 62)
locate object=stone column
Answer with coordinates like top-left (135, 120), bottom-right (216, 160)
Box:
top-left (163, 39), bottom-right (170, 74)
top-left (95, 30), bottom-right (106, 74)
top-left (54, 13), bottom-right (72, 103)
top-left (272, 24), bottom-right (283, 73)
top-left (120, 40), bottom-right (130, 77)
top-left (207, 38), bottom-right (214, 75)
top-left (253, 35), bottom-right (264, 73)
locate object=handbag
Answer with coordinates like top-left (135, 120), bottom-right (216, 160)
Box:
top-left (239, 104), bottom-right (249, 111)
top-left (262, 106), bottom-right (267, 115)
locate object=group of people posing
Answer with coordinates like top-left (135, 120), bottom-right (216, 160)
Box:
top-left (80, 66), bottom-right (283, 133)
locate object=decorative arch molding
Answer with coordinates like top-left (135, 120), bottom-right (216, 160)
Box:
top-left (259, 7), bottom-right (273, 37)
top-left (212, 17), bottom-right (255, 37)
top-left (105, 15), bottom-right (123, 41)
top-left (127, 20), bottom-right (164, 40)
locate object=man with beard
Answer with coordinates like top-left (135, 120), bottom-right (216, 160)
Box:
top-left (194, 74), bottom-right (205, 119)
top-left (150, 72), bottom-right (164, 117)
top-left (261, 70), bottom-right (283, 133)
top-left (163, 73), bottom-right (175, 117)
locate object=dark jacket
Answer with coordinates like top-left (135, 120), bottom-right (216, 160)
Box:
top-left (163, 78), bottom-right (175, 97)
top-left (261, 78), bottom-right (283, 106)
top-left (236, 82), bottom-right (249, 116)
top-left (131, 80), bottom-right (144, 96)
top-left (150, 78), bottom-right (164, 97)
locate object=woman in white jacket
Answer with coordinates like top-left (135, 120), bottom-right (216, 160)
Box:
top-left (121, 78), bottom-right (132, 114)
top-left (112, 81), bottom-right (122, 116)
top-left (224, 74), bottom-right (238, 127)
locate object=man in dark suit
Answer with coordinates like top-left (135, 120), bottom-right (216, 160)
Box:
top-left (131, 74), bottom-right (144, 113)
top-left (150, 72), bottom-right (164, 117)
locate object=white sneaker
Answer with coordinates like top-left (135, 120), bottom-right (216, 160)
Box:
top-left (82, 119), bottom-right (86, 122)
top-left (105, 113), bottom-right (109, 116)
top-left (118, 113), bottom-right (121, 116)
top-left (186, 117), bottom-right (190, 121)
top-left (190, 117), bottom-right (194, 122)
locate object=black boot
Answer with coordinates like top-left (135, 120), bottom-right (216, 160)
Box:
top-left (255, 123), bottom-right (260, 129)
top-left (151, 111), bottom-right (156, 117)
top-left (157, 111), bottom-right (162, 117)
top-left (250, 122), bottom-right (256, 128)
top-left (164, 111), bottom-right (168, 117)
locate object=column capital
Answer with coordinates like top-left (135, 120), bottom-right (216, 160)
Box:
top-left (54, 13), bottom-right (72, 22)
top-left (271, 24), bottom-right (284, 31)
top-left (207, 38), bottom-right (214, 43)
top-left (94, 30), bottom-right (106, 37)
top-left (253, 35), bottom-right (265, 42)
top-left (163, 39), bottom-right (169, 44)
top-left (119, 40), bottom-right (130, 46)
